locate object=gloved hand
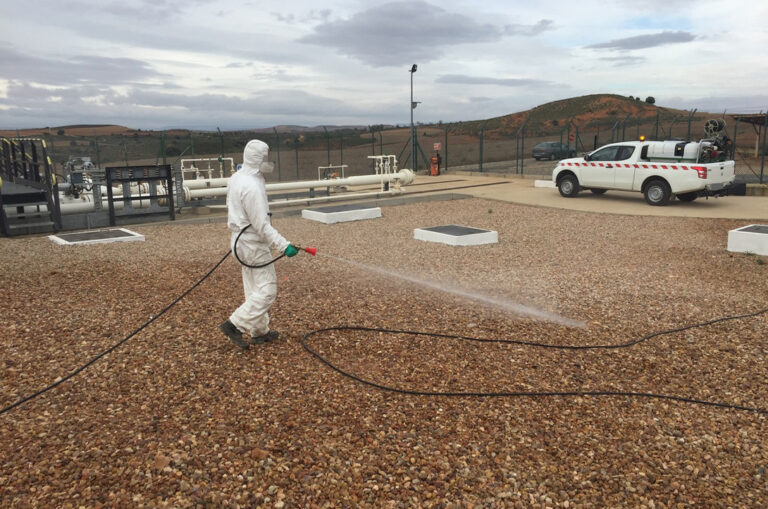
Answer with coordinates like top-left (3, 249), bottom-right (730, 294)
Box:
top-left (284, 244), bottom-right (299, 257)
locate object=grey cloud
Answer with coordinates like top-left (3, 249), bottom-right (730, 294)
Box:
top-left (0, 47), bottom-right (165, 86)
top-left (16, 4), bottom-right (309, 66)
top-left (586, 30), bottom-right (695, 50)
top-left (598, 56), bottom-right (646, 66)
top-left (306, 9), bottom-right (332, 22)
top-left (300, 1), bottom-right (530, 66)
top-left (0, 79), bottom-right (365, 129)
top-left (271, 12), bottom-right (296, 23)
top-left (90, 0), bottom-right (216, 23)
top-left (504, 19), bottom-right (554, 36)
top-left (437, 75), bottom-right (553, 88)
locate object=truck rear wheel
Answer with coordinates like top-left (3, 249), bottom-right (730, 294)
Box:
top-left (558, 174), bottom-right (580, 197)
top-left (644, 179), bottom-right (671, 206)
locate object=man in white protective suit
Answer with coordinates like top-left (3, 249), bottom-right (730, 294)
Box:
top-left (220, 139), bottom-right (299, 349)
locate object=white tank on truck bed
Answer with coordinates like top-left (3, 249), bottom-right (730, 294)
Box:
top-left (645, 140), bottom-right (701, 161)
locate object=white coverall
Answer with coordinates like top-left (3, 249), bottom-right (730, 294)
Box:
top-left (226, 140), bottom-right (290, 337)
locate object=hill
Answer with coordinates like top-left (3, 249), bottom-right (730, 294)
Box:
top-left (450, 94), bottom-right (700, 138)
top-left (0, 125), bottom-right (189, 138)
top-left (0, 94), bottom-right (702, 139)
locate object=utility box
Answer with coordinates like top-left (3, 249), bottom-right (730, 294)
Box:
top-left (727, 224), bottom-right (768, 256)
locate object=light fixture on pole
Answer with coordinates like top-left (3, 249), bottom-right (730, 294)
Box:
top-left (409, 64), bottom-right (419, 172)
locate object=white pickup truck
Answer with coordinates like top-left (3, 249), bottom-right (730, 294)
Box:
top-left (552, 139), bottom-right (735, 205)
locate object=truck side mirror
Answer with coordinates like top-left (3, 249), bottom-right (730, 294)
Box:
top-left (584, 154), bottom-right (591, 161)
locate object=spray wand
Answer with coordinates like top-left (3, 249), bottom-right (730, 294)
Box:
top-left (294, 245), bottom-right (317, 256)
top-left (233, 225), bottom-right (317, 268)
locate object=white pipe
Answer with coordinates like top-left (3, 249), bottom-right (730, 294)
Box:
top-left (183, 178), bottom-right (230, 189)
top-left (265, 169), bottom-right (414, 191)
top-left (268, 189), bottom-right (403, 208)
top-left (187, 187), bottom-right (227, 199)
top-left (182, 169), bottom-right (413, 191)
top-left (182, 169), bottom-right (414, 199)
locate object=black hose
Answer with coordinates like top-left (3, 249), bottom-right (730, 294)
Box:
top-left (0, 226), bottom-right (287, 417)
top-left (301, 312), bottom-right (768, 415)
top-left (0, 250), bottom-right (233, 417)
top-left (233, 224), bottom-right (285, 268)
top-left (2, 249), bottom-right (766, 416)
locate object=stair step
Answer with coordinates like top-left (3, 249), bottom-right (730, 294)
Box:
top-left (7, 211), bottom-right (51, 219)
top-left (2, 194), bottom-right (49, 206)
top-left (5, 201), bottom-right (49, 207)
top-left (8, 221), bottom-right (55, 230)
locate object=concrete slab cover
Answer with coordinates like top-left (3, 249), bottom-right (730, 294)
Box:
top-left (49, 228), bottom-right (145, 245)
top-left (421, 224), bottom-right (491, 236)
top-left (738, 225), bottom-right (768, 234)
top-left (302, 205), bottom-right (381, 224)
top-left (414, 224), bottom-right (498, 246)
top-left (304, 204), bottom-right (378, 213)
top-left (727, 224), bottom-right (768, 256)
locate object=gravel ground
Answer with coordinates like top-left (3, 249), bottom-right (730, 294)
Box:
top-left (1, 198), bottom-right (767, 508)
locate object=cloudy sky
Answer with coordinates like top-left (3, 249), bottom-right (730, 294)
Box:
top-left (1, 0), bottom-right (767, 130)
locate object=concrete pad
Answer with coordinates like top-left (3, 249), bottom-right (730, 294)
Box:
top-left (302, 203), bottom-right (381, 224)
top-left (727, 224), bottom-right (768, 256)
top-left (414, 224), bottom-right (498, 246)
top-left (50, 228), bottom-right (145, 245)
top-left (534, 179), bottom-right (555, 188)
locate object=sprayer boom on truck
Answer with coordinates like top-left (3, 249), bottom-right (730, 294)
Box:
top-left (552, 120), bottom-right (736, 206)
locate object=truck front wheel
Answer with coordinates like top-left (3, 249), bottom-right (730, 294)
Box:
top-left (644, 179), bottom-right (671, 206)
top-left (558, 174), bottom-right (580, 197)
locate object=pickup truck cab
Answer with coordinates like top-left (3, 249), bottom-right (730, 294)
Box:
top-left (552, 139), bottom-right (735, 205)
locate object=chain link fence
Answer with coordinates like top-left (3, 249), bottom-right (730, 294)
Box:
top-left (30, 107), bottom-right (768, 184)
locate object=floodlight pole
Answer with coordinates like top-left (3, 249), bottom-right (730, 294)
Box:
top-left (410, 64), bottom-right (418, 172)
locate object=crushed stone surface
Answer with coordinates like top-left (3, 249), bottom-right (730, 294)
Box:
top-left (1, 199), bottom-right (766, 507)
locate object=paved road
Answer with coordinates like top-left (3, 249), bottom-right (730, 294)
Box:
top-left (405, 172), bottom-right (768, 221)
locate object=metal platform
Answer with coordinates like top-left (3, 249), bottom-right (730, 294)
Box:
top-left (301, 203), bottom-right (382, 224)
top-left (727, 224), bottom-right (768, 256)
top-left (49, 228), bottom-right (145, 246)
top-left (413, 224), bottom-right (498, 246)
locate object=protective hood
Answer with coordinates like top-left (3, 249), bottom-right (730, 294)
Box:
top-left (241, 139), bottom-right (271, 175)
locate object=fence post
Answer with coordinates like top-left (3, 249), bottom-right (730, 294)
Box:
top-left (161, 131), bottom-right (167, 166)
top-left (478, 119), bottom-right (489, 172)
top-left (621, 114), bottom-right (631, 141)
top-left (323, 126), bottom-right (330, 165)
top-left (273, 128), bottom-right (281, 181)
top-left (339, 132), bottom-right (344, 167)
top-left (294, 136), bottom-right (299, 180)
top-left (686, 109), bottom-right (697, 141)
top-left (216, 127), bottom-right (224, 161)
top-left (370, 127), bottom-right (375, 172)
top-left (514, 117), bottom-right (529, 174)
top-left (761, 111), bottom-right (767, 183)
top-left (444, 126), bottom-right (448, 173)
